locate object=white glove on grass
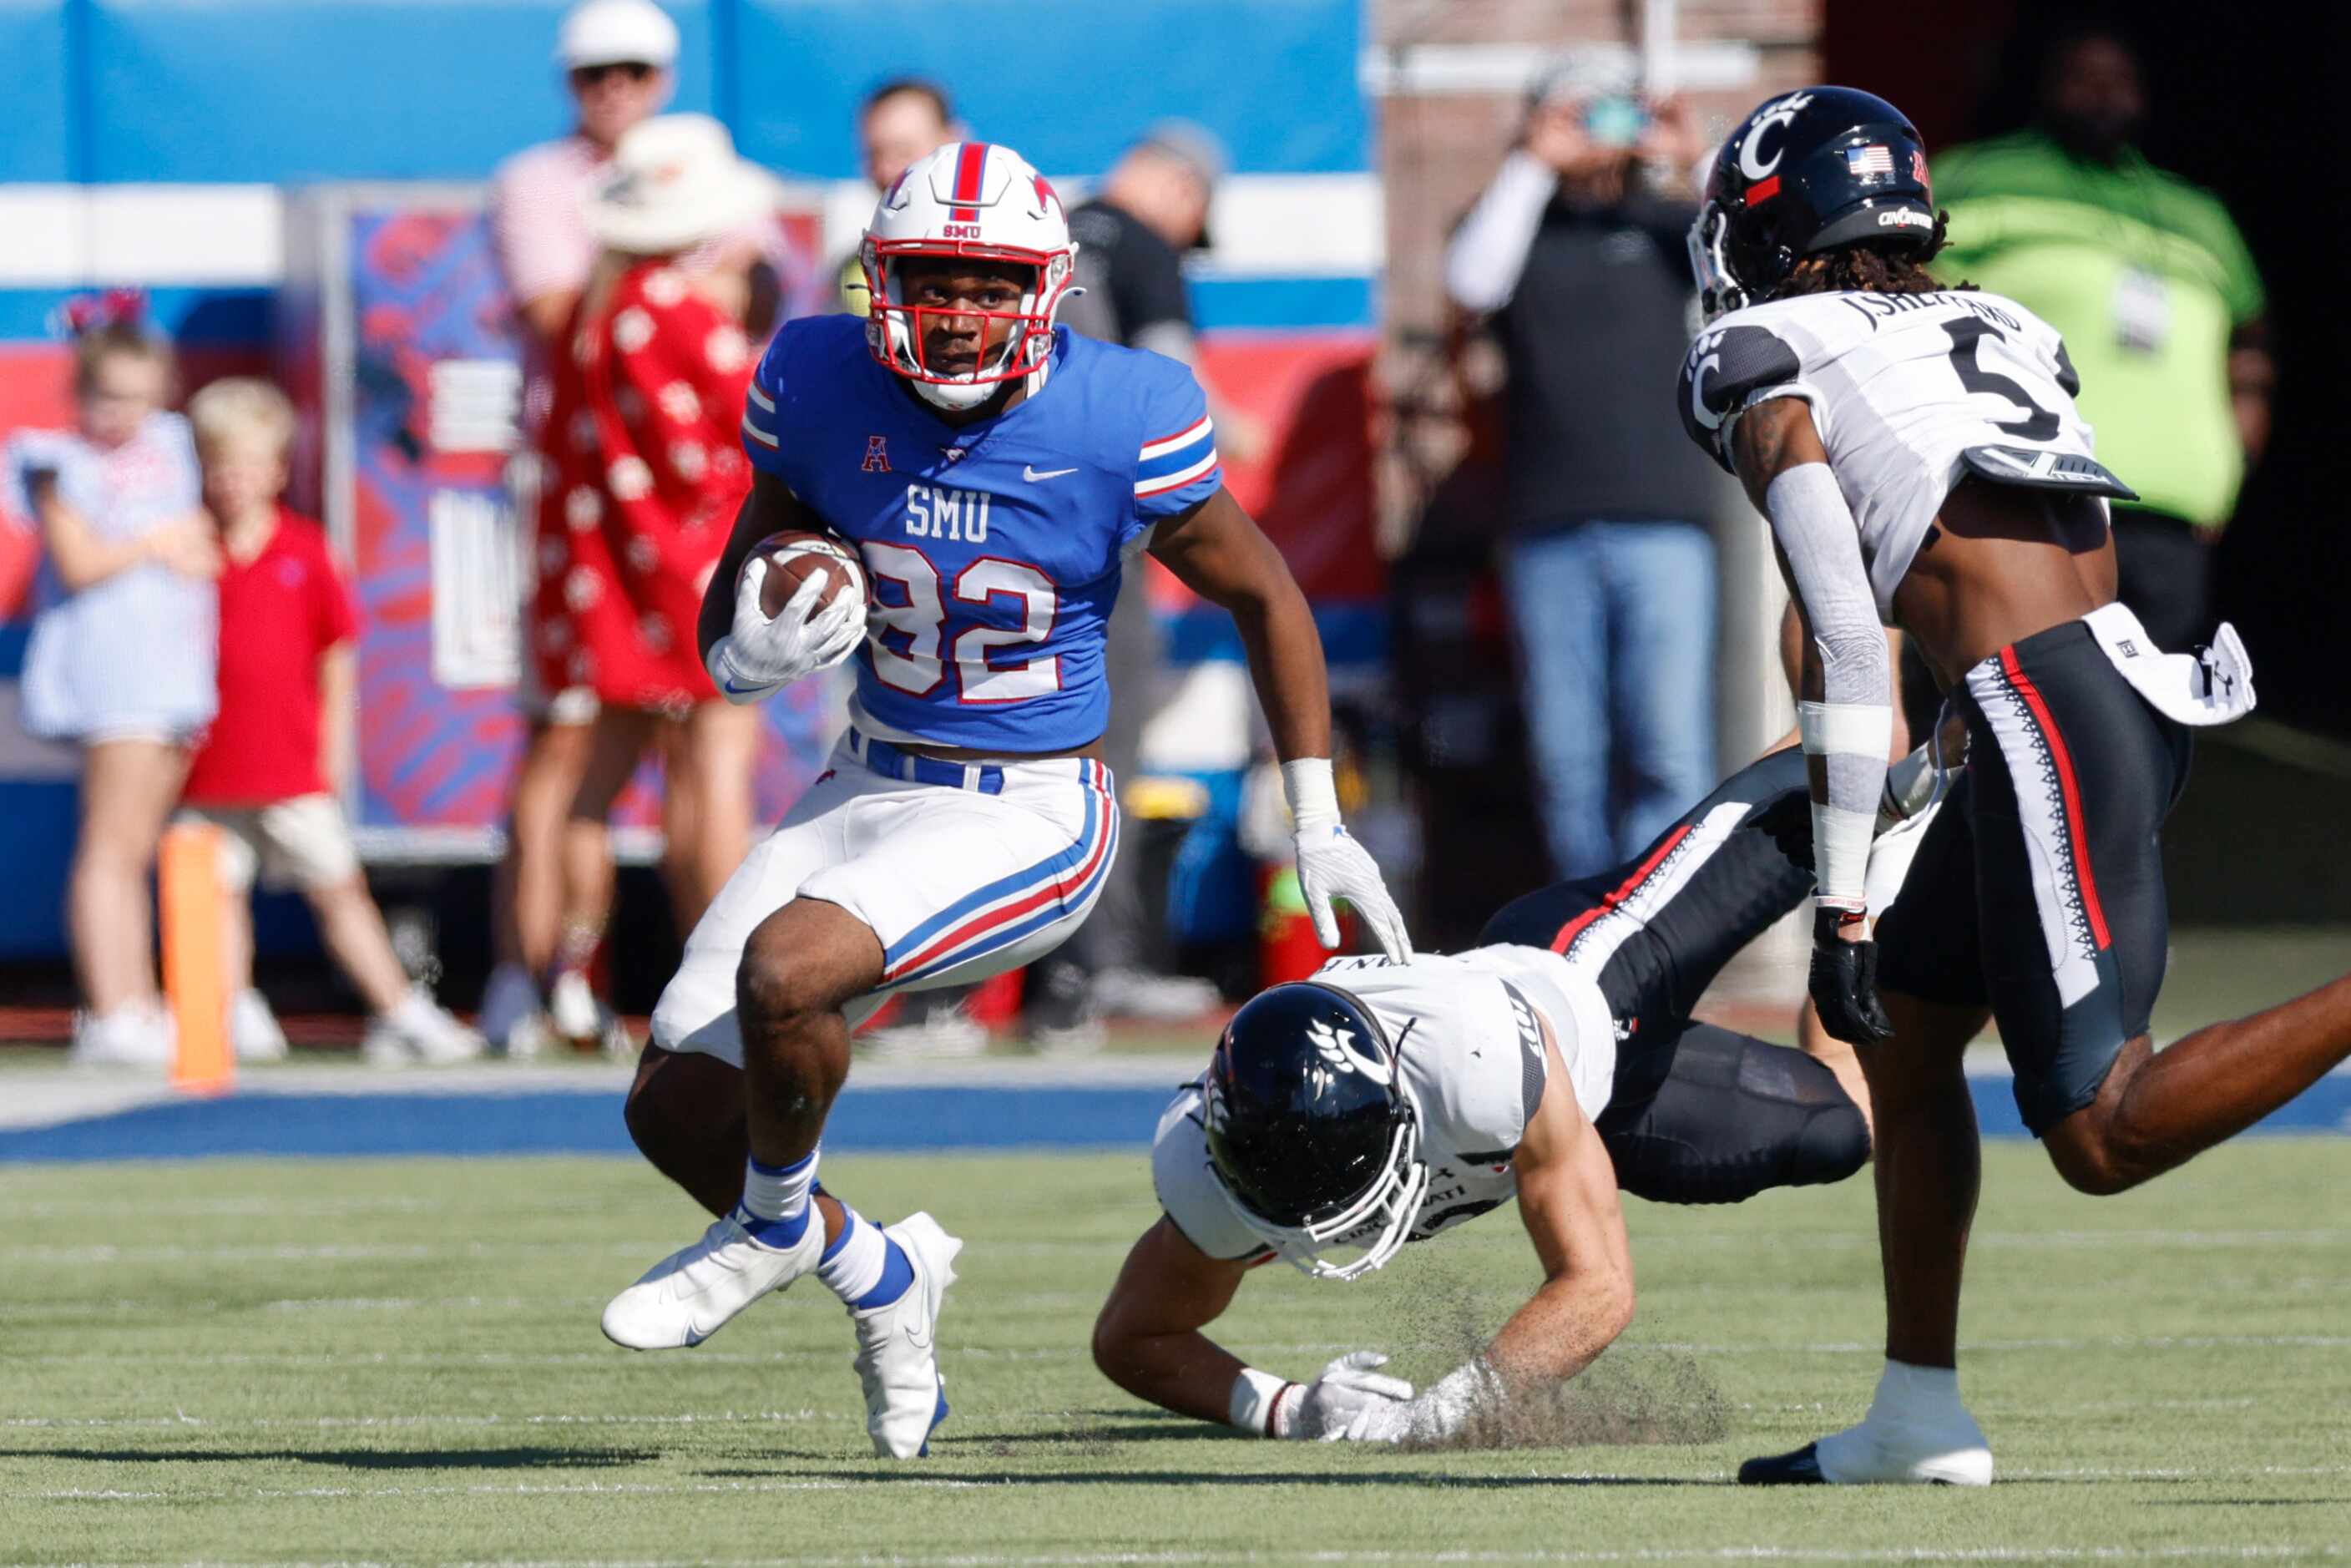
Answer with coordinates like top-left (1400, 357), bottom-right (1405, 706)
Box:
top-left (1331, 1358), bottom-right (1499, 1445)
top-left (1287, 1352), bottom-right (1416, 1441)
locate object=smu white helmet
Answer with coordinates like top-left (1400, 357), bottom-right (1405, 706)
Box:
top-left (860, 141), bottom-right (1077, 411)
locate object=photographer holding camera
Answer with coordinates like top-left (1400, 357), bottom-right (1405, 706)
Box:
top-left (1442, 53), bottom-right (1717, 880)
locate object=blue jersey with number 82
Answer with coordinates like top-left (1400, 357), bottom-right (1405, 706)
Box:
top-left (741, 316), bottom-right (1221, 751)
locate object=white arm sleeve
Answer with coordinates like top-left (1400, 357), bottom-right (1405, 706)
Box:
top-left (1442, 151), bottom-right (1558, 314)
top-left (1766, 461), bottom-right (1893, 910)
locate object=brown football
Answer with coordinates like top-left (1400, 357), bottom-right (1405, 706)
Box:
top-left (748, 530), bottom-right (870, 620)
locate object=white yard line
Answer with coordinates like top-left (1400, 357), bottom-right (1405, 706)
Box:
top-left (6, 1410), bottom-right (845, 1429)
top-left (13, 1229), bottom-right (2343, 1268)
top-left (23, 1546), bottom-right (2351, 1565)
top-left (9, 1332), bottom-right (2350, 1372)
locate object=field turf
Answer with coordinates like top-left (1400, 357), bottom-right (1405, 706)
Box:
top-left (4, 1143), bottom-right (2348, 1564)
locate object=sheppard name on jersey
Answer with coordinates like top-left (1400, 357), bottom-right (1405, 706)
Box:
top-left (902, 483), bottom-right (990, 543)
top-left (1838, 291), bottom-right (2022, 333)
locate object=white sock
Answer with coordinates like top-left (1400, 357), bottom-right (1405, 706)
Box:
top-left (817, 1207), bottom-right (887, 1302)
top-left (738, 1148), bottom-right (818, 1247)
top-left (1864, 1358), bottom-right (1965, 1425)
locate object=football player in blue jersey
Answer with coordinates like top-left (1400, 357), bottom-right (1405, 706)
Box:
top-left (595, 141), bottom-right (1412, 1458)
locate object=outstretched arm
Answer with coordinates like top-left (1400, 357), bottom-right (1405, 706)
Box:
top-left (1488, 1039), bottom-right (1637, 1388)
top-left (1322, 1028), bottom-right (1635, 1445)
top-left (1090, 1217), bottom-right (1255, 1426)
top-left (1733, 397), bottom-right (1894, 1045)
top-left (1093, 1215), bottom-right (1417, 1439)
top-left (1150, 489), bottom-right (1412, 959)
top-left (1147, 487), bottom-right (1327, 766)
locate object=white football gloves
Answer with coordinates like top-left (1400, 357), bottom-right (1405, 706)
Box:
top-left (1285, 1352), bottom-right (1416, 1441)
top-left (1283, 757), bottom-right (1413, 962)
top-left (1294, 822), bottom-right (1413, 962)
top-left (706, 556), bottom-right (865, 706)
top-left (1313, 1358), bottom-right (1499, 1446)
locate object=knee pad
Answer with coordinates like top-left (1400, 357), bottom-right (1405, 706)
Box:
top-left (1599, 1026), bottom-right (1868, 1206)
top-left (1787, 1098), bottom-right (1871, 1189)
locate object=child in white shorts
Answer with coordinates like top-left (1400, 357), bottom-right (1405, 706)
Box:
top-left (177, 379), bottom-right (482, 1065)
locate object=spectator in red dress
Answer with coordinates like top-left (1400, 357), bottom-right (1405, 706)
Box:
top-left (176, 380), bottom-right (484, 1066)
top-left (529, 115), bottom-right (773, 1027)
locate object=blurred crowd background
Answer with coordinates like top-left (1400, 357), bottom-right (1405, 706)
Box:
top-left (3, 0), bottom-right (2343, 1061)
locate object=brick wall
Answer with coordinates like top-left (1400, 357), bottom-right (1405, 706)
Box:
top-left (1368, 0), bottom-right (1821, 549)
top-left (1372, 0), bottom-right (1822, 337)
top-left (1368, 0), bottom-right (1823, 832)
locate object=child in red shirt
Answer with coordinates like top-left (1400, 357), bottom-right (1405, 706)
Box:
top-left (177, 379), bottom-right (483, 1065)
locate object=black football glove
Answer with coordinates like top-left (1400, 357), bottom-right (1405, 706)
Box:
top-left (1808, 907), bottom-right (1895, 1044)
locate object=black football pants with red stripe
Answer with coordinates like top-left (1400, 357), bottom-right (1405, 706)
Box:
top-left (1875, 618), bottom-right (2192, 1136)
top-left (1479, 746), bottom-right (1869, 1204)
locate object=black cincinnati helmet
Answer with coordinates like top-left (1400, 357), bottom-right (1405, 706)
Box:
top-left (1201, 981), bottom-right (1426, 1281)
top-left (1688, 86), bottom-right (1935, 319)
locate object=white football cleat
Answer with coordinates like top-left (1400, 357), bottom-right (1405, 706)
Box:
top-left (68, 1004), bottom-right (173, 1070)
top-left (849, 1212), bottom-right (963, 1458)
top-left (601, 1206), bottom-right (824, 1350)
top-left (1742, 1409), bottom-right (1994, 1486)
top-left (361, 989), bottom-right (486, 1067)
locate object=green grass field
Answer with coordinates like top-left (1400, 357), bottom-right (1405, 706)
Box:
top-left (5, 1143), bottom-right (2348, 1565)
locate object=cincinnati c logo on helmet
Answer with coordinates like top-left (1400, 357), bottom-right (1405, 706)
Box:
top-left (1308, 1019), bottom-right (1393, 1087)
top-left (1737, 90), bottom-right (1818, 180)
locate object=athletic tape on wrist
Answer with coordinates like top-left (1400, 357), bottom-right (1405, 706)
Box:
top-left (1812, 802), bottom-right (1876, 910)
top-left (1281, 756), bottom-right (1340, 832)
top-left (1230, 1368), bottom-right (1296, 1437)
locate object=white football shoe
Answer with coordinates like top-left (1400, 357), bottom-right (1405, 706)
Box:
top-left (361, 989), bottom-right (487, 1067)
top-left (848, 1212), bottom-right (963, 1459)
top-left (68, 1004), bottom-right (173, 1070)
top-left (231, 988), bottom-right (291, 1063)
top-left (1742, 1409), bottom-right (1994, 1486)
top-left (601, 1206), bottom-right (825, 1350)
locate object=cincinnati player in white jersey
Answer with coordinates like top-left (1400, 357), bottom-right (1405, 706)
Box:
top-left (1676, 88), bottom-right (2351, 1488)
top-left (594, 141), bottom-right (1409, 1459)
top-left (1092, 745), bottom-right (1949, 1444)
top-left (1686, 286), bottom-right (2115, 623)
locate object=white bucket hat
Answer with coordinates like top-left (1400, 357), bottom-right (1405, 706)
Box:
top-left (587, 114), bottom-right (776, 254)
top-left (557, 0), bottom-right (679, 69)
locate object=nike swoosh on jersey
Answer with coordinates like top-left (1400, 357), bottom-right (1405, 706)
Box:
top-left (1022, 465), bottom-right (1078, 481)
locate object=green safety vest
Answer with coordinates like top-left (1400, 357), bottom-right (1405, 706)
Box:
top-left (1929, 130), bottom-right (2264, 530)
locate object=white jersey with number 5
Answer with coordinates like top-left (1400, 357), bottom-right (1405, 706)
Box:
top-left (1677, 289), bottom-right (2133, 620)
